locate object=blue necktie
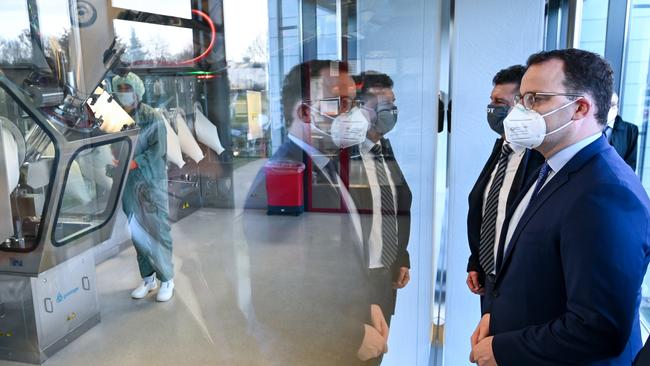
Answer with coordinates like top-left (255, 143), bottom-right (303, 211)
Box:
top-left (530, 162), bottom-right (551, 203)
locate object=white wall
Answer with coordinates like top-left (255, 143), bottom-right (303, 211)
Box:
top-left (356, 1), bottom-right (441, 365)
top-left (443, 1), bottom-right (546, 365)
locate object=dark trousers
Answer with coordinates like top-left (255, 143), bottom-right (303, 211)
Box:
top-left (363, 267), bottom-right (396, 366)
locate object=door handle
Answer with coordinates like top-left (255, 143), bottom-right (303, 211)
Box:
top-left (44, 298), bottom-right (53, 313)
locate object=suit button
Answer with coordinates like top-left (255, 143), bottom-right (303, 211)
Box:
top-left (493, 291), bottom-right (500, 298)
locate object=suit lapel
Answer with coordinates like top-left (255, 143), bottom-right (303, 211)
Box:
top-left (506, 150), bottom-right (529, 209)
top-left (476, 139), bottom-right (503, 198)
top-left (497, 172), bottom-right (569, 278)
top-left (381, 139), bottom-right (411, 213)
top-left (496, 136), bottom-right (611, 281)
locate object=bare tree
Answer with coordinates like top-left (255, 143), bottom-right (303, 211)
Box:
top-left (0, 29), bottom-right (32, 64)
top-left (149, 35), bottom-right (171, 64)
top-left (124, 28), bottom-right (146, 63)
top-left (242, 33), bottom-right (268, 65)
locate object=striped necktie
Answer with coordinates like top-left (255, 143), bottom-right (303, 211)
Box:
top-left (478, 143), bottom-right (513, 275)
top-left (370, 144), bottom-right (399, 268)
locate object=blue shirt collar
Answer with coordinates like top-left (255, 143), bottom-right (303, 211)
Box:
top-left (546, 132), bottom-right (601, 174)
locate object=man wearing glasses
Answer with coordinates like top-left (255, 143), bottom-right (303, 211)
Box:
top-left (470, 49), bottom-right (650, 366)
top-left (465, 65), bottom-right (544, 310)
top-left (245, 60), bottom-right (389, 365)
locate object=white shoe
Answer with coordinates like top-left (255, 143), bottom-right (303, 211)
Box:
top-left (131, 274), bottom-right (157, 299)
top-left (156, 279), bottom-right (174, 302)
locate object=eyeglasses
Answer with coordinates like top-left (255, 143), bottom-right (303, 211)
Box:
top-left (310, 96), bottom-right (356, 116)
top-left (515, 92), bottom-right (583, 110)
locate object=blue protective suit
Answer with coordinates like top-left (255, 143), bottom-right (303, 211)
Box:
top-left (122, 103), bottom-right (174, 282)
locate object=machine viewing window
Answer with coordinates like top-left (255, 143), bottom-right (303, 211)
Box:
top-left (0, 86), bottom-right (56, 252)
top-left (53, 139), bottom-right (131, 246)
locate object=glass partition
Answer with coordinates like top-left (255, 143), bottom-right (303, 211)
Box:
top-left (53, 139), bottom-right (130, 245)
top-left (0, 0), bottom-right (439, 364)
top-left (622, 0), bottom-right (650, 337)
top-left (0, 84), bottom-right (56, 252)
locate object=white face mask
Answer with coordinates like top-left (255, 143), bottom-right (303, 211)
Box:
top-left (310, 106), bottom-right (369, 148)
top-left (331, 107), bottom-right (369, 148)
top-left (115, 92), bottom-right (136, 108)
top-left (503, 99), bottom-right (581, 149)
top-left (607, 107), bottom-right (618, 128)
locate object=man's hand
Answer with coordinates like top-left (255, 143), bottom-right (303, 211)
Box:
top-left (129, 160), bottom-right (138, 170)
top-left (393, 267), bottom-right (410, 289)
top-left (370, 304), bottom-right (389, 340)
top-left (467, 271), bottom-right (484, 295)
top-left (357, 324), bottom-right (388, 361)
top-left (470, 336), bottom-right (497, 366)
top-left (470, 313), bottom-right (490, 350)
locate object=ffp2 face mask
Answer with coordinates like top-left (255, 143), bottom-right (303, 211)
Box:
top-left (503, 99), bottom-right (581, 149)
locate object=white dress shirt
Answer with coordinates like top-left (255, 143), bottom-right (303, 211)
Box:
top-left (503, 133), bottom-right (602, 253)
top-left (287, 134), bottom-right (364, 245)
top-left (359, 139), bottom-right (398, 269)
top-left (482, 141), bottom-right (525, 273)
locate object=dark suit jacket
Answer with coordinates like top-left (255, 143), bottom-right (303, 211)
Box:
top-left (349, 138), bottom-right (412, 316)
top-left (244, 139), bottom-right (372, 366)
top-left (609, 115), bottom-right (639, 171)
top-left (466, 138), bottom-right (544, 277)
top-left (485, 136), bottom-right (650, 366)
top-left (633, 336), bottom-right (650, 365)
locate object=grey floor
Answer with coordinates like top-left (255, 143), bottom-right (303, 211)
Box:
top-left (1, 159), bottom-right (378, 366)
top-left (3, 208), bottom-right (269, 366)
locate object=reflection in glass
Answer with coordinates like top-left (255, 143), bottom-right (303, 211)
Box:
top-left (624, 0), bottom-right (650, 338)
top-left (0, 0), bottom-right (32, 64)
top-left (54, 140), bottom-right (129, 244)
top-left (114, 19), bottom-right (195, 67)
top-left (0, 86), bottom-right (54, 251)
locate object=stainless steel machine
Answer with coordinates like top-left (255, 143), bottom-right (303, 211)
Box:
top-left (0, 35), bottom-right (138, 363)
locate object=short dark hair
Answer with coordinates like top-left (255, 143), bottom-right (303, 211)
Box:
top-left (281, 60), bottom-right (349, 126)
top-left (492, 65), bottom-right (527, 87)
top-left (526, 48), bottom-right (613, 125)
top-left (354, 71), bottom-right (394, 95)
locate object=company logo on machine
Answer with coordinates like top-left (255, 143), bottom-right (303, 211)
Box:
top-left (55, 287), bottom-right (80, 304)
top-left (66, 312), bottom-right (77, 322)
top-left (9, 258), bottom-right (23, 267)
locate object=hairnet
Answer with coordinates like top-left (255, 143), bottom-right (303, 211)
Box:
top-left (112, 72), bottom-right (145, 100)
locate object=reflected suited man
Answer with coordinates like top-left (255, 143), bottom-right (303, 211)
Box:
top-left (350, 71), bottom-right (412, 326)
top-left (244, 60), bottom-right (389, 365)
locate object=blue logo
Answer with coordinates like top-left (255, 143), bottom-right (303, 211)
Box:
top-left (55, 287), bottom-right (79, 304)
top-left (9, 258), bottom-right (23, 267)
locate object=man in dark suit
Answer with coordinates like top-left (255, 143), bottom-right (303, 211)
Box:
top-left (465, 65), bottom-right (544, 306)
top-left (348, 72), bottom-right (412, 325)
top-left (605, 92), bottom-right (638, 170)
top-left (244, 60), bottom-right (389, 365)
top-left (470, 49), bottom-right (650, 366)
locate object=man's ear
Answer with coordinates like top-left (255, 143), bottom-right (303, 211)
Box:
top-left (297, 103), bottom-right (312, 123)
top-left (573, 97), bottom-right (591, 121)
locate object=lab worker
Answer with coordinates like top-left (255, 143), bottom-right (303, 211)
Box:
top-left (112, 72), bottom-right (175, 302)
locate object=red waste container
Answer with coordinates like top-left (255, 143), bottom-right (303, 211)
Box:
top-left (264, 160), bottom-right (305, 215)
